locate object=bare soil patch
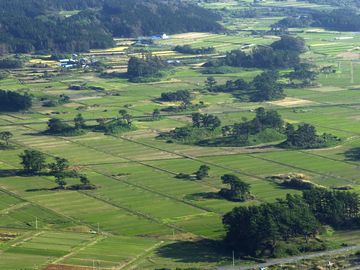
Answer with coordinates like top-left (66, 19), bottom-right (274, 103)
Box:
top-left (43, 264), bottom-right (94, 270)
top-left (268, 97), bottom-right (315, 107)
top-left (337, 52), bottom-right (360, 60)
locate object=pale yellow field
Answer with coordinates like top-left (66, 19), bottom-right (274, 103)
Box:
top-left (29, 58), bottom-right (58, 67)
top-left (170, 32), bottom-right (214, 39)
top-left (268, 97), bottom-right (316, 107)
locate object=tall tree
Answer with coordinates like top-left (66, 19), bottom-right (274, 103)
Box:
top-left (205, 76), bottom-right (217, 91)
top-left (80, 175), bottom-right (90, 186)
top-left (152, 109), bottom-right (161, 120)
top-left (252, 71), bottom-right (284, 102)
top-left (220, 174), bottom-right (251, 201)
top-left (0, 131), bottom-right (13, 146)
top-left (20, 150), bottom-right (46, 173)
top-left (55, 175), bottom-right (67, 189)
top-left (195, 165), bottom-right (210, 180)
top-left (74, 113), bottom-right (86, 129)
top-left (48, 157), bottom-right (69, 174)
top-left (223, 194), bottom-right (319, 256)
top-left (47, 118), bottom-right (70, 134)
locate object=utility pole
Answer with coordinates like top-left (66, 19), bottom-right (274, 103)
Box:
top-left (35, 217), bottom-right (38, 230)
top-left (232, 250), bottom-right (235, 267)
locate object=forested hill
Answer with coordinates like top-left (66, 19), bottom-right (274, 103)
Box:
top-left (298, 0), bottom-right (360, 7)
top-left (0, 0), bottom-right (222, 54)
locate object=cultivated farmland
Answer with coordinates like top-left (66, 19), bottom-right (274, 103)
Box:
top-left (1, 0), bottom-right (360, 269)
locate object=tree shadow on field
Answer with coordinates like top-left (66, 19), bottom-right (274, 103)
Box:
top-left (0, 143), bottom-right (16, 150)
top-left (25, 187), bottom-right (57, 192)
top-left (156, 239), bottom-right (228, 263)
top-left (23, 131), bottom-right (44, 137)
top-left (185, 192), bottom-right (222, 201)
top-left (344, 147), bottom-right (360, 161)
top-left (0, 169), bottom-right (23, 177)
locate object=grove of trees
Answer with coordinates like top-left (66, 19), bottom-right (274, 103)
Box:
top-left (0, 90), bottom-right (32, 112)
top-left (174, 45), bottom-right (215, 55)
top-left (205, 35), bottom-right (305, 70)
top-left (127, 55), bottom-right (168, 82)
top-left (223, 193), bottom-right (320, 256)
top-left (206, 71), bottom-right (285, 102)
top-left (275, 9), bottom-right (360, 32)
top-left (221, 107), bottom-right (284, 143)
top-left (20, 150), bottom-right (46, 173)
top-left (223, 188), bottom-right (360, 256)
top-left (282, 123), bottom-right (340, 149)
top-left (19, 150), bottom-right (94, 190)
top-left (0, 58), bottom-right (23, 69)
top-left (219, 174), bottom-right (251, 202)
top-left (160, 90), bottom-right (192, 103)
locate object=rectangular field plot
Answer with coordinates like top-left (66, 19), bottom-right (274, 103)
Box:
top-left (30, 191), bottom-right (172, 237)
top-left (90, 161), bottom-right (237, 213)
top-left (13, 132), bottom-right (126, 165)
top-left (252, 151), bottom-right (360, 185)
top-left (0, 231), bottom-right (95, 270)
top-left (0, 252), bottom-right (50, 270)
top-left (0, 191), bottom-right (22, 211)
top-left (62, 236), bottom-right (159, 268)
top-left (7, 231), bottom-right (95, 257)
top-left (72, 135), bottom-right (180, 161)
top-left (79, 171), bottom-right (209, 220)
top-left (0, 190), bottom-right (74, 230)
top-left (0, 202), bottom-right (74, 230)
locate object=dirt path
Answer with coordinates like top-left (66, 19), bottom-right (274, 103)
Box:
top-left (51, 235), bottom-right (106, 265)
top-left (116, 240), bottom-right (164, 270)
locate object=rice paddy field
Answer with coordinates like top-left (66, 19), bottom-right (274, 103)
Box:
top-left (1, 0), bottom-right (360, 269)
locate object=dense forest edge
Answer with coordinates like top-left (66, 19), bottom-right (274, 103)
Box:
top-left (0, 0), bottom-right (222, 54)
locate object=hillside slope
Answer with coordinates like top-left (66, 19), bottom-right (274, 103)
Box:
top-left (0, 0), bottom-right (222, 53)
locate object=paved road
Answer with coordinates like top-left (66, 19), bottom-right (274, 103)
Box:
top-left (218, 245), bottom-right (360, 270)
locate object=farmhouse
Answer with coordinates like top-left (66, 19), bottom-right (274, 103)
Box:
top-left (59, 57), bottom-right (98, 69)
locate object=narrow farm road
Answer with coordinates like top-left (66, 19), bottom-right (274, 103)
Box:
top-left (218, 245), bottom-right (360, 270)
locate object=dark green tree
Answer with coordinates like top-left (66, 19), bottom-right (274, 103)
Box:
top-left (195, 165), bottom-right (210, 180)
top-left (47, 118), bottom-right (70, 134)
top-left (96, 118), bottom-right (106, 129)
top-left (0, 90), bottom-right (32, 112)
top-left (74, 113), bottom-right (86, 129)
top-left (191, 113), bottom-right (221, 130)
top-left (80, 175), bottom-right (90, 186)
top-left (55, 175), bottom-right (67, 189)
top-left (252, 71), bottom-right (284, 102)
top-left (223, 194), bottom-right (320, 256)
top-left (271, 35), bottom-right (307, 53)
top-left (220, 174), bottom-right (251, 201)
top-left (160, 90), bottom-right (192, 103)
top-left (20, 150), bottom-right (46, 173)
top-left (48, 157), bottom-right (69, 174)
top-left (205, 76), bottom-right (217, 91)
top-left (152, 109), bottom-right (161, 120)
top-left (288, 64), bottom-right (317, 86)
top-left (303, 188), bottom-right (360, 229)
top-left (0, 131), bottom-right (13, 146)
